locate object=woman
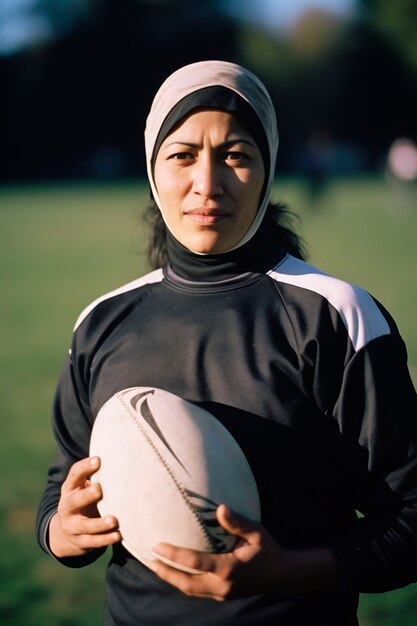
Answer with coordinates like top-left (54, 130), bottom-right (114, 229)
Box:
top-left (37, 60), bottom-right (416, 625)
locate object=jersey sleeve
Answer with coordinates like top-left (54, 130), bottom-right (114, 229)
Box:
top-left (35, 350), bottom-right (106, 567)
top-left (323, 310), bottom-right (416, 592)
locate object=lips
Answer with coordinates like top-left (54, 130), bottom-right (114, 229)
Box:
top-left (184, 208), bottom-right (230, 225)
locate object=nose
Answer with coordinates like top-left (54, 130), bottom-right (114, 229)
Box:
top-left (192, 154), bottom-right (223, 199)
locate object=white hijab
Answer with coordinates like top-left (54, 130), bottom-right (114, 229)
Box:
top-left (144, 60), bottom-right (279, 253)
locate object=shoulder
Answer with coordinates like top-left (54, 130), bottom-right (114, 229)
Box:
top-left (73, 268), bottom-right (164, 332)
top-left (267, 254), bottom-right (391, 352)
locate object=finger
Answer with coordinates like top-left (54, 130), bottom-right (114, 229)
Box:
top-left (148, 559), bottom-right (229, 601)
top-left (76, 528), bottom-right (122, 551)
top-left (63, 457), bottom-right (101, 493)
top-left (216, 505), bottom-right (262, 544)
top-left (152, 543), bottom-right (220, 574)
top-left (67, 513), bottom-right (120, 537)
top-left (60, 482), bottom-right (103, 516)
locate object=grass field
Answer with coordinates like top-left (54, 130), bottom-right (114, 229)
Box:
top-left (0, 178), bottom-right (416, 625)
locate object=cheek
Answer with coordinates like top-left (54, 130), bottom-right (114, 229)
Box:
top-left (238, 171), bottom-right (264, 206)
top-left (155, 170), bottom-right (183, 210)
top-left (237, 161), bottom-right (264, 191)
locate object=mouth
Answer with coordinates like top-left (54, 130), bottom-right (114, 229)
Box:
top-left (184, 208), bottom-right (230, 226)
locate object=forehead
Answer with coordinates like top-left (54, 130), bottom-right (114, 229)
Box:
top-left (160, 109), bottom-right (254, 145)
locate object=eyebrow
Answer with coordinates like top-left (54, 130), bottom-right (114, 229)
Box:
top-left (162, 138), bottom-right (257, 150)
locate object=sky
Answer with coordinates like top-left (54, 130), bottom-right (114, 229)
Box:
top-left (0, 0), bottom-right (357, 56)
top-left (224, 0), bottom-right (356, 31)
top-left (0, 0), bottom-right (86, 55)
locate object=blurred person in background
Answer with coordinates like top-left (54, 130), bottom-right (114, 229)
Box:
top-left (386, 137), bottom-right (417, 214)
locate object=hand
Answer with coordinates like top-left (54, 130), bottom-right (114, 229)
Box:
top-left (48, 456), bottom-right (121, 558)
top-left (149, 505), bottom-right (338, 601)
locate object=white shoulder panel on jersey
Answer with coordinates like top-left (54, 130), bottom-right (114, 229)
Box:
top-left (73, 268), bottom-right (164, 332)
top-left (268, 255), bottom-right (391, 352)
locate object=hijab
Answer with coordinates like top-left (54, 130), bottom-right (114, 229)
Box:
top-left (144, 60), bottom-right (279, 254)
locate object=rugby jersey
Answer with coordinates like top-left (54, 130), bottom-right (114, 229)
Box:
top-left (37, 241), bottom-right (416, 626)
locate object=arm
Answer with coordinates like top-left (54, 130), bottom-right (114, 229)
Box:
top-left (36, 353), bottom-right (121, 566)
top-left (326, 328), bottom-right (416, 592)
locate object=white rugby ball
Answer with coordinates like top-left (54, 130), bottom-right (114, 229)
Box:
top-left (90, 387), bottom-right (261, 573)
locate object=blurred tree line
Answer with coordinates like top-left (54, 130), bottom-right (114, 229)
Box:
top-left (1, 0), bottom-right (416, 182)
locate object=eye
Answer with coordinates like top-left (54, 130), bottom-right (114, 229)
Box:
top-left (223, 151), bottom-right (246, 163)
top-left (171, 152), bottom-right (195, 161)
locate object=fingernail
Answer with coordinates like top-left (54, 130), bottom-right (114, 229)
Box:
top-left (91, 483), bottom-right (101, 495)
top-left (89, 457), bottom-right (98, 466)
top-left (152, 543), bottom-right (163, 555)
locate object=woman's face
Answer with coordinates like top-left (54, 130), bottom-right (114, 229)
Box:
top-left (154, 109), bottom-right (265, 254)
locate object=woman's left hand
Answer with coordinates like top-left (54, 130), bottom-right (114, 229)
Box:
top-left (149, 504), bottom-right (339, 601)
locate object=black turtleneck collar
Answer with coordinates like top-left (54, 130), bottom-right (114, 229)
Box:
top-left (166, 216), bottom-right (286, 282)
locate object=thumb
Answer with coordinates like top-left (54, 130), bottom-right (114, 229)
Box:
top-left (216, 504), bottom-right (261, 543)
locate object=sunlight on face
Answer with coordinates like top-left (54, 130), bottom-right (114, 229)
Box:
top-left (154, 109), bottom-right (265, 254)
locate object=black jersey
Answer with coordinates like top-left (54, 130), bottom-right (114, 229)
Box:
top-left (37, 249), bottom-right (416, 626)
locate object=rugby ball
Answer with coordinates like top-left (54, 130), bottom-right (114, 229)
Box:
top-left (89, 387), bottom-right (261, 573)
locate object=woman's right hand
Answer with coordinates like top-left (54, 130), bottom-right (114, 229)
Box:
top-left (48, 456), bottom-right (121, 558)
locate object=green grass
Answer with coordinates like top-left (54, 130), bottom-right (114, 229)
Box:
top-left (0, 178), bottom-right (415, 625)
